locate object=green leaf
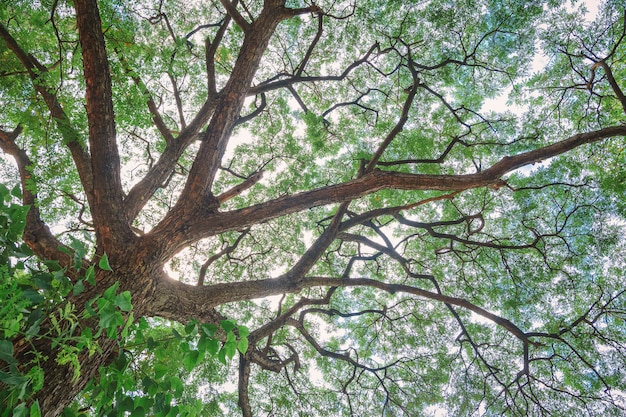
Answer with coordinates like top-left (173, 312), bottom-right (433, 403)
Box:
top-left (113, 291), bottom-right (132, 312)
top-left (12, 404), bottom-right (28, 417)
top-left (237, 325), bottom-right (250, 338)
top-left (220, 319), bottom-right (236, 333)
top-left (217, 348), bottom-right (227, 365)
top-left (98, 306), bottom-right (124, 338)
top-left (0, 371), bottom-right (28, 385)
top-left (10, 184), bottom-right (22, 199)
top-left (237, 337), bottom-right (249, 354)
top-left (22, 289), bottom-right (44, 304)
top-left (205, 338), bottom-right (220, 356)
top-left (129, 407), bottom-right (146, 417)
top-left (43, 260), bottom-right (63, 272)
top-left (201, 323), bottom-right (217, 337)
top-left (30, 401), bottom-right (41, 417)
top-left (184, 320), bottom-right (198, 335)
top-left (183, 350), bottom-right (199, 372)
top-left (68, 237), bottom-right (87, 266)
top-left (102, 282), bottom-right (120, 300)
top-left (73, 280), bottom-right (85, 295)
top-left (153, 363), bottom-right (168, 380)
top-left (32, 272), bottom-right (53, 290)
top-left (98, 253), bottom-right (112, 271)
top-left (223, 340), bottom-right (237, 360)
top-left (0, 339), bottom-right (16, 365)
top-left (85, 265), bottom-right (96, 285)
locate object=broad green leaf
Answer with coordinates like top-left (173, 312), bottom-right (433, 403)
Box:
top-left (0, 339), bottom-right (16, 365)
top-left (98, 253), bottom-right (112, 271)
top-left (113, 291), bottom-right (132, 312)
top-left (237, 337), bottom-right (248, 354)
top-left (220, 319), bottom-right (236, 333)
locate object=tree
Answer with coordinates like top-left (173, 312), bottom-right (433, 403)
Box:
top-left (1, 0), bottom-right (625, 415)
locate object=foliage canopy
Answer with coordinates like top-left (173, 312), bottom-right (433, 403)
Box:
top-left (1, 0), bottom-right (626, 416)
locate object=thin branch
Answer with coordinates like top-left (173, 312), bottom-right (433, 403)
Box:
top-left (168, 72), bottom-right (187, 129)
top-left (115, 48), bottom-right (175, 144)
top-left (206, 15), bottom-right (232, 95)
top-left (197, 228), bottom-right (250, 286)
top-left (295, 12), bottom-right (323, 77)
top-left (248, 42), bottom-right (384, 96)
top-left (301, 277), bottom-right (533, 344)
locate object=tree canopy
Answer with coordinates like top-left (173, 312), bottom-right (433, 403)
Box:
top-left (1, 0), bottom-right (626, 415)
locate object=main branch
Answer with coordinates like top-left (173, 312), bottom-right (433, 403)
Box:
top-left (73, 0), bottom-right (130, 250)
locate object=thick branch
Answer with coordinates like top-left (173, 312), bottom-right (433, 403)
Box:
top-left (206, 15), bottom-right (232, 95)
top-left (216, 171), bottom-right (264, 204)
top-left (593, 61), bottom-right (626, 113)
top-left (149, 270), bottom-right (530, 343)
top-left (238, 355), bottom-right (253, 417)
top-left (0, 127), bottom-right (75, 272)
top-left (219, 0), bottom-right (251, 32)
top-left (74, 0), bottom-right (130, 249)
top-left (149, 124), bottom-right (625, 259)
top-left (167, 6), bottom-right (285, 212)
top-left (123, 98), bottom-right (219, 221)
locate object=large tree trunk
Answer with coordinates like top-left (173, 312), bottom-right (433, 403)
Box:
top-left (12, 261), bottom-right (153, 416)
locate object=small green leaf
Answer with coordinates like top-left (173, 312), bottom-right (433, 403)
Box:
top-left (217, 348), bottom-right (227, 365)
top-left (32, 272), bottom-right (53, 290)
top-left (223, 340), bottom-right (237, 360)
top-left (201, 323), bottom-right (217, 337)
top-left (130, 407), bottom-right (146, 417)
top-left (237, 325), bottom-right (250, 338)
top-left (0, 370), bottom-right (28, 385)
top-left (170, 376), bottom-right (183, 397)
top-left (73, 280), bottom-right (85, 295)
top-left (25, 322), bottom-right (41, 338)
top-left (0, 339), bottom-right (16, 365)
top-left (220, 319), bottom-right (236, 333)
top-left (154, 363), bottom-right (168, 380)
top-left (184, 320), bottom-right (198, 335)
top-left (237, 337), bottom-right (249, 354)
top-left (183, 350), bottom-right (199, 372)
top-left (84, 302), bottom-right (98, 318)
top-left (22, 289), bottom-right (44, 304)
top-left (85, 265), bottom-right (96, 285)
top-left (206, 338), bottom-right (220, 356)
top-left (99, 253), bottom-right (112, 271)
top-left (10, 184), bottom-right (22, 199)
top-left (43, 260), bottom-right (63, 272)
top-left (30, 401), bottom-right (42, 417)
top-left (103, 282), bottom-right (120, 300)
top-left (12, 404), bottom-right (28, 417)
top-left (114, 291), bottom-right (132, 312)
top-left (98, 305), bottom-right (124, 337)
